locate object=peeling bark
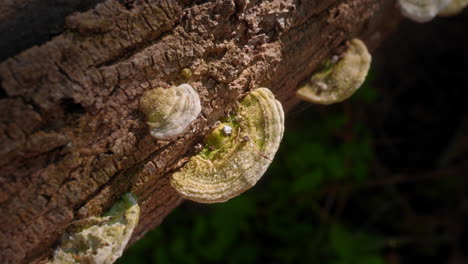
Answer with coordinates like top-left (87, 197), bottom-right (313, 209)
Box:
top-left (0, 0), bottom-right (400, 263)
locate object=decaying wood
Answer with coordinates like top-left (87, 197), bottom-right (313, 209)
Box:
top-left (0, 0), bottom-right (400, 263)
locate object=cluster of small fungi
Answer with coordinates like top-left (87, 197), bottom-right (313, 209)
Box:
top-left (141, 36), bottom-right (371, 204)
top-left (49, 37), bottom-right (373, 263)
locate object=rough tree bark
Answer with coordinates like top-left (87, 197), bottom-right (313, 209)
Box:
top-left (0, 0), bottom-right (400, 263)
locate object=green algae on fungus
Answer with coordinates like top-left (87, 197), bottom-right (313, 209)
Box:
top-left (49, 193), bottom-right (140, 264)
top-left (296, 38), bottom-right (371, 105)
top-left (139, 83), bottom-right (201, 139)
top-left (171, 88), bottom-right (285, 203)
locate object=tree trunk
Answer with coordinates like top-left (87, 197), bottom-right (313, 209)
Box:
top-left (0, 0), bottom-right (400, 263)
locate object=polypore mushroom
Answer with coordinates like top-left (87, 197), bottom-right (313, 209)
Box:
top-left (296, 38), bottom-right (371, 105)
top-left (438, 0), bottom-right (468, 16)
top-left (48, 193), bottom-right (140, 264)
top-left (398, 0), bottom-right (452, 22)
top-left (139, 83), bottom-right (201, 139)
top-left (170, 88), bottom-right (285, 203)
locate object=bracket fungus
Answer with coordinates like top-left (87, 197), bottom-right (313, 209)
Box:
top-left (398, 0), bottom-right (452, 22)
top-left (296, 38), bottom-right (371, 105)
top-left (170, 88), bottom-right (285, 203)
top-left (139, 83), bottom-right (201, 139)
top-left (438, 0), bottom-right (468, 16)
top-left (49, 193), bottom-right (140, 264)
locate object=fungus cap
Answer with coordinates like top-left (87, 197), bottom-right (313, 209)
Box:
top-left (171, 88), bottom-right (284, 203)
top-left (438, 0), bottom-right (468, 16)
top-left (296, 38), bottom-right (371, 105)
top-left (398, 0), bottom-right (452, 22)
top-left (139, 84), bottom-right (201, 139)
top-left (49, 193), bottom-right (140, 264)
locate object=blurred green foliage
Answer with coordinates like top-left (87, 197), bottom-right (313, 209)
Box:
top-left (118, 75), bottom-right (386, 264)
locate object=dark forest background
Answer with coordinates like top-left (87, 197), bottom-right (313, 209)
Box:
top-left (118, 13), bottom-right (468, 264)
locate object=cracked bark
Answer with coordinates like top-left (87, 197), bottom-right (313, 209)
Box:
top-left (0, 0), bottom-right (401, 263)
